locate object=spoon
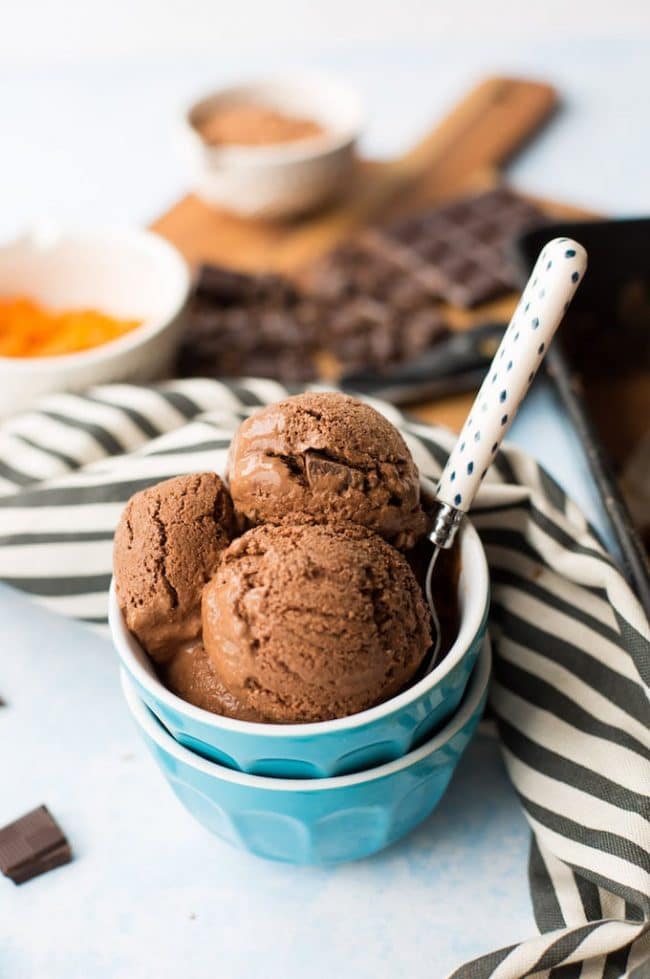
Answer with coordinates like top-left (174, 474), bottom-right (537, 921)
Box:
top-left (425, 237), bottom-right (588, 665)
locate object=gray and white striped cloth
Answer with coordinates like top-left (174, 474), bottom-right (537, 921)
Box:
top-left (0, 377), bottom-right (647, 979)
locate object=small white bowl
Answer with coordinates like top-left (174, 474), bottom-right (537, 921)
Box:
top-left (0, 228), bottom-right (191, 417)
top-left (179, 76), bottom-right (363, 219)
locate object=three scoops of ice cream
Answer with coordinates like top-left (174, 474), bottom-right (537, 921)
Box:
top-left (113, 392), bottom-right (437, 724)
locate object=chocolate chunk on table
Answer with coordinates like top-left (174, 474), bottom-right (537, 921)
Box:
top-left (384, 187), bottom-right (548, 307)
top-left (0, 805), bottom-right (72, 884)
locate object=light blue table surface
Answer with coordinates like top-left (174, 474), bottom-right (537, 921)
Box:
top-left (1, 38), bottom-right (647, 978)
top-left (1, 586), bottom-right (532, 979)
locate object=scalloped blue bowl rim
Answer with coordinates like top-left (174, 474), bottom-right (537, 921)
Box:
top-left (110, 509), bottom-right (489, 741)
top-left (121, 634), bottom-right (492, 791)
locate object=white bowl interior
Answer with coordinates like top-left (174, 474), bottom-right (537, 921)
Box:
top-left (111, 510), bottom-right (489, 737)
top-left (0, 229), bottom-right (189, 346)
top-left (121, 635), bottom-right (491, 792)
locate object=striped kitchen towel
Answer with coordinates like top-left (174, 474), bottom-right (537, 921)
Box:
top-left (0, 377), bottom-right (647, 979)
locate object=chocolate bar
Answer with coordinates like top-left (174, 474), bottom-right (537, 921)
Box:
top-left (177, 188), bottom-right (544, 382)
top-left (177, 267), bottom-right (319, 383)
top-left (0, 805), bottom-right (72, 884)
top-left (308, 235), bottom-right (449, 368)
top-left (179, 257), bottom-right (449, 379)
top-left (385, 187), bottom-right (547, 307)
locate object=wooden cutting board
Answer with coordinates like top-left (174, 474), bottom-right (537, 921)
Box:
top-left (152, 76), bottom-right (592, 431)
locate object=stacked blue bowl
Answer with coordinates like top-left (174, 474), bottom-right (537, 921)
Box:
top-left (113, 519), bottom-right (491, 864)
top-left (121, 639), bottom-right (490, 865)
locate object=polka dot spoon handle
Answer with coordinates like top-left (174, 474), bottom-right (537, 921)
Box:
top-left (432, 237), bottom-right (588, 547)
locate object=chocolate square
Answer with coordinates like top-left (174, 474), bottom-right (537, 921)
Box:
top-left (0, 805), bottom-right (72, 885)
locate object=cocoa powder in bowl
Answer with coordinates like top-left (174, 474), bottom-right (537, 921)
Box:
top-left (196, 103), bottom-right (325, 148)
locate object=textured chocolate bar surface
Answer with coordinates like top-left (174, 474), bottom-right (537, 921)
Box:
top-left (177, 266), bottom-right (319, 383)
top-left (177, 188), bottom-right (544, 381)
top-left (385, 187), bottom-right (547, 307)
top-left (307, 234), bottom-right (449, 368)
top-left (178, 258), bottom-right (448, 378)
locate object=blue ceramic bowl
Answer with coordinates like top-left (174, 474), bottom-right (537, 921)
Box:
top-left (111, 518), bottom-right (489, 778)
top-left (121, 637), bottom-right (491, 865)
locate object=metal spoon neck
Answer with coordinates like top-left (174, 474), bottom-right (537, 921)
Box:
top-left (429, 502), bottom-right (464, 550)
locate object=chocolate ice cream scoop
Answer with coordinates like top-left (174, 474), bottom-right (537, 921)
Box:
top-left (113, 472), bottom-right (237, 663)
top-left (202, 521), bottom-right (432, 723)
top-left (227, 391), bottom-right (429, 549)
top-left (161, 641), bottom-right (262, 721)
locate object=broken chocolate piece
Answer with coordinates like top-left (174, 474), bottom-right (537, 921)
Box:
top-left (385, 187), bottom-right (548, 307)
top-left (177, 265), bottom-right (318, 383)
top-left (194, 264), bottom-right (258, 303)
top-left (0, 805), bottom-right (72, 885)
top-left (178, 189), bottom-right (540, 382)
top-left (309, 239), bottom-right (450, 369)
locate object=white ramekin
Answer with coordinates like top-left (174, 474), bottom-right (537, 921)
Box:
top-left (178, 76), bottom-right (363, 219)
